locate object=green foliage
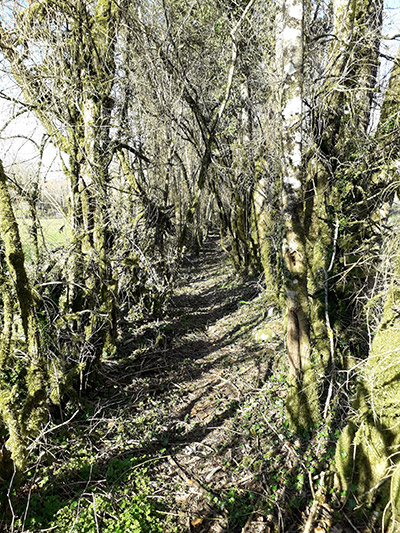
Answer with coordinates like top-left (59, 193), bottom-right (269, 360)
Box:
top-left (18, 490), bottom-right (167, 533)
top-left (14, 455), bottom-right (170, 533)
top-left (212, 488), bottom-right (256, 529)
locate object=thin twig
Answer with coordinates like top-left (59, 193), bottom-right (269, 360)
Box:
top-left (92, 493), bottom-right (100, 533)
top-left (303, 471), bottom-right (325, 533)
top-left (7, 463), bottom-right (17, 533)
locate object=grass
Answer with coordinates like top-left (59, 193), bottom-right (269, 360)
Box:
top-left (10, 431), bottom-right (175, 533)
top-left (16, 216), bottom-right (71, 260)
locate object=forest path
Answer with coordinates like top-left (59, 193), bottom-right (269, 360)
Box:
top-left (102, 234), bottom-right (285, 532)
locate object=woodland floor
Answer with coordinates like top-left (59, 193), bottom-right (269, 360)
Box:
top-left (6, 236), bottom-right (367, 533)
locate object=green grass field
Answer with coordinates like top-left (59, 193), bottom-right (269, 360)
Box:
top-left (17, 216), bottom-right (72, 261)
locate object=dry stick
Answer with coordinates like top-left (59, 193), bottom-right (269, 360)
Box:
top-left (302, 471), bottom-right (326, 533)
top-left (7, 464), bottom-right (17, 533)
top-left (28, 410), bottom-right (80, 450)
top-left (168, 455), bottom-right (218, 498)
top-left (68, 463), bottom-right (95, 533)
top-left (22, 452), bottom-right (45, 532)
top-left (209, 371), bottom-right (242, 400)
top-left (239, 496), bottom-right (263, 532)
top-left (92, 492), bottom-right (100, 533)
top-left (168, 455), bottom-right (226, 526)
top-left (323, 219), bottom-right (339, 420)
top-left (261, 412), bottom-right (299, 463)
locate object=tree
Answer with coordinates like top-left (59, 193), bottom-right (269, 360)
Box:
top-left (267, 0), bottom-right (388, 430)
top-left (273, 0), bottom-right (321, 428)
top-left (334, 44), bottom-right (400, 526)
top-left (1, 0), bottom-right (122, 364)
top-left (0, 160), bottom-right (48, 473)
top-left (0, 0), bottom-right (400, 525)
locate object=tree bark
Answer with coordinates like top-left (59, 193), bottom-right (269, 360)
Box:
top-left (0, 160), bottom-right (47, 471)
top-left (276, 0), bottom-right (321, 429)
top-left (334, 44), bottom-right (400, 529)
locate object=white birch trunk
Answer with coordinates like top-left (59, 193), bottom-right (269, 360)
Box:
top-left (277, 0), bottom-right (310, 375)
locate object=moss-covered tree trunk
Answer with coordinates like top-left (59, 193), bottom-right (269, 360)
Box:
top-left (303, 0), bottom-right (383, 414)
top-left (0, 160), bottom-right (48, 472)
top-left (333, 44), bottom-right (400, 530)
top-left (226, 75), bottom-right (262, 275)
top-left (334, 241), bottom-right (400, 528)
top-left (253, 169), bottom-right (281, 304)
top-left (81, 93), bottom-right (118, 357)
top-left (1, 0), bottom-right (121, 366)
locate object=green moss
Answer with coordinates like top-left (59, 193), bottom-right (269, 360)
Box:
top-left (387, 466), bottom-right (400, 531)
top-left (286, 364), bottom-right (321, 431)
top-left (0, 388), bottom-right (27, 470)
top-left (0, 161), bottom-right (48, 473)
top-left (252, 175), bottom-right (280, 301)
top-left (334, 423), bottom-right (355, 494)
top-left (334, 244), bottom-right (400, 521)
top-left (379, 47), bottom-right (400, 136)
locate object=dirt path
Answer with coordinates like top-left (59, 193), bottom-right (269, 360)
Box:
top-left (114, 238), bottom-right (354, 533)
top-left (108, 235), bottom-right (286, 532)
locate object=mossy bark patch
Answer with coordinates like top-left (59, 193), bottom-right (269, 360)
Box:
top-left (334, 244), bottom-right (400, 523)
top-left (0, 161), bottom-right (48, 471)
top-left (286, 364), bottom-right (321, 431)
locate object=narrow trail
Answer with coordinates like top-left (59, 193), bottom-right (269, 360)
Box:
top-left (103, 235), bottom-right (285, 532)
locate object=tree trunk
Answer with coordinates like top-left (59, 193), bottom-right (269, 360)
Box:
top-left (0, 160), bottom-right (48, 472)
top-left (276, 0), bottom-right (320, 429)
top-left (333, 44), bottom-right (400, 530)
top-left (334, 240), bottom-right (400, 528)
top-left (304, 0), bottom-right (383, 414)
